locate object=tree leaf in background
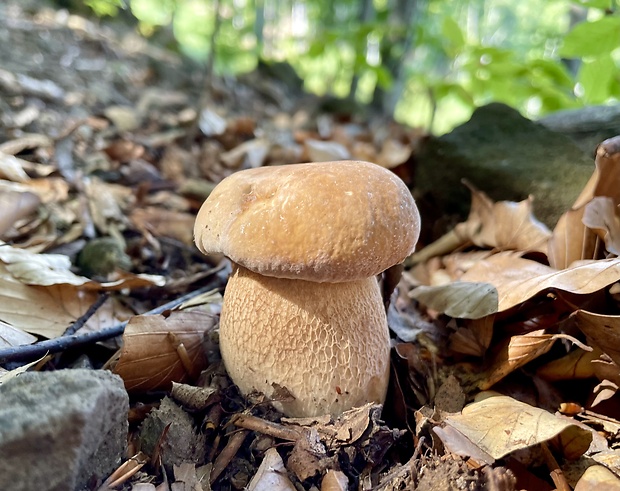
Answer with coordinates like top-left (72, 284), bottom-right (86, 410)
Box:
top-left (560, 16), bottom-right (620, 57)
top-left (579, 55), bottom-right (615, 105)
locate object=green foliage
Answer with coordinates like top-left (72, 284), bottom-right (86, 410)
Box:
top-left (81, 0), bottom-right (620, 134)
top-left (84, 0), bottom-right (125, 17)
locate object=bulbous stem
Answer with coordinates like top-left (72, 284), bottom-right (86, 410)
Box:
top-left (219, 263), bottom-right (390, 417)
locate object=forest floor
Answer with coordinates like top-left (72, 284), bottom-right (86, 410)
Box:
top-left (2, 2), bottom-right (620, 491)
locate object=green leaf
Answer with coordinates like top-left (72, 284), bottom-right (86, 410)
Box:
top-left (579, 55), bottom-right (616, 103)
top-left (441, 17), bottom-right (465, 52)
top-left (573, 0), bottom-right (613, 9)
top-left (560, 16), bottom-right (620, 57)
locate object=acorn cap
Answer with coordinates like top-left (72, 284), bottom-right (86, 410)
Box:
top-left (193, 160), bottom-right (420, 282)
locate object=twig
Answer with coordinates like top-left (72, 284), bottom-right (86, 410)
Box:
top-left (62, 293), bottom-right (109, 336)
top-left (0, 283), bottom-right (220, 364)
top-left (232, 413), bottom-right (302, 441)
top-left (210, 429), bottom-right (249, 485)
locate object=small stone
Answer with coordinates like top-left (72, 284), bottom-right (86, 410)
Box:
top-left (0, 369), bottom-right (129, 491)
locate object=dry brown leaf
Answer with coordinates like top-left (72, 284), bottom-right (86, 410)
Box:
top-left (548, 136), bottom-right (620, 269)
top-left (0, 152), bottom-right (31, 182)
top-left (574, 310), bottom-right (620, 367)
top-left (479, 329), bottom-right (561, 390)
top-left (376, 139), bottom-right (412, 169)
top-left (113, 310), bottom-right (216, 392)
top-left (461, 254), bottom-right (620, 313)
top-left (304, 139), bottom-right (350, 162)
top-left (574, 464), bottom-right (620, 491)
top-left (443, 392), bottom-right (592, 460)
top-left (84, 178), bottom-right (131, 235)
top-left (536, 347), bottom-right (600, 381)
top-left (0, 319), bottom-right (37, 348)
top-left (220, 138), bottom-right (271, 169)
top-left (449, 315), bottom-right (495, 357)
top-left (0, 275), bottom-right (99, 338)
top-left (130, 207), bottom-right (196, 245)
top-left (247, 448), bottom-right (296, 491)
top-left (0, 177), bottom-right (69, 204)
top-left (0, 190), bottom-right (40, 237)
top-left (458, 184), bottom-right (551, 254)
top-left (583, 196), bottom-right (620, 255)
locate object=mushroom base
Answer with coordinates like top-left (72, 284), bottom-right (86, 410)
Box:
top-left (219, 264), bottom-right (391, 418)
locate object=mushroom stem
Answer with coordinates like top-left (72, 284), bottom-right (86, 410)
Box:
top-left (220, 263), bottom-right (390, 417)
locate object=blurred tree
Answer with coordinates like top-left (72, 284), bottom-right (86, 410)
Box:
top-left (75, 0), bottom-right (620, 133)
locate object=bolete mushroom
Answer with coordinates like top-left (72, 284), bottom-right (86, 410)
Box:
top-left (194, 160), bottom-right (420, 417)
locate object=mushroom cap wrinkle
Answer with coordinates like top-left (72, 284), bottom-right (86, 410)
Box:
top-left (220, 264), bottom-right (390, 417)
top-left (193, 160), bottom-right (420, 282)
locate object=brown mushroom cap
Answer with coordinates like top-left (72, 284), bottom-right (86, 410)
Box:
top-left (193, 160), bottom-right (420, 282)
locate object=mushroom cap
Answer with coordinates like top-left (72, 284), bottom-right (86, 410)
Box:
top-left (194, 161), bottom-right (420, 282)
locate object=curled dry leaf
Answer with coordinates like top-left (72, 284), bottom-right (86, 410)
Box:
top-left (461, 254), bottom-right (620, 313)
top-left (113, 310), bottom-right (217, 392)
top-left (582, 196), bottom-right (620, 255)
top-left (0, 151), bottom-right (31, 182)
top-left (246, 448), bottom-right (296, 491)
top-left (548, 136), bottom-right (620, 269)
top-left (458, 183), bottom-right (550, 254)
top-left (573, 309), bottom-right (620, 366)
top-left (478, 330), bottom-right (572, 390)
top-left (442, 392), bottom-right (592, 460)
top-left (0, 190), bottom-right (40, 237)
top-left (410, 185), bottom-right (550, 263)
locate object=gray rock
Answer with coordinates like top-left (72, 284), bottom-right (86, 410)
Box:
top-left (415, 103), bottom-right (595, 229)
top-left (0, 369), bottom-right (129, 491)
top-left (539, 104), bottom-right (620, 153)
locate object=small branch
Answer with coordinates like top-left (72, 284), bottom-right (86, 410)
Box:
top-left (232, 413), bottom-right (302, 441)
top-left (63, 293), bottom-right (109, 336)
top-left (210, 429), bottom-right (249, 485)
top-left (0, 284), bottom-right (221, 365)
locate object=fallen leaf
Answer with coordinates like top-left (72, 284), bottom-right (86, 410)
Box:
top-left (0, 319), bottom-right (37, 348)
top-left (130, 207), bottom-right (196, 245)
top-left (410, 282), bottom-right (498, 320)
top-left (247, 448), bottom-right (296, 491)
top-left (574, 464), bottom-right (620, 491)
top-left (0, 190), bottom-right (40, 237)
top-left (304, 139), bottom-right (350, 162)
top-left (443, 392), bottom-right (592, 460)
top-left (548, 136), bottom-right (620, 269)
top-left (0, 152), bottom-right (31, 182)
top-left (573, 309), bottom-right (620, 366)
top-left (479, 330), bottom-right (566, 390)
top-left (461, 254), bottom-right (620, 313)
top-left (536, 347), bottom-right (600, 381)
top-left (582, 196), bottom-right (620, 255)
top-left (458, 184), bottom-right (550, 254)
top-left (220, 138), bottom-right (271, 169)
top-left (113, 310), bottom-right (216, 392)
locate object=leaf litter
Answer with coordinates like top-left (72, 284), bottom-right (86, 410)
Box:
top-left (2, 4), bottom-right (620, 491)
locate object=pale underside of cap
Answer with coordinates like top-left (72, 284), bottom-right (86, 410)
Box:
top-left (194, 160), bottom-right (420, 282)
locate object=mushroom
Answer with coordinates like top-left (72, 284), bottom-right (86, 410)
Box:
top-left (193, 160), bottom-right (420, 417)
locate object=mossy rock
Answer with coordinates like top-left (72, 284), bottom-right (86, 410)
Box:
top-left (415, 103), bottom-right (594, 229)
